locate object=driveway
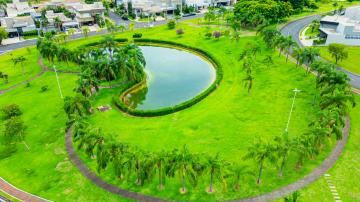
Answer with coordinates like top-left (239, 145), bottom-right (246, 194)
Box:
top-left (280, 14), bottom-right (360, 89)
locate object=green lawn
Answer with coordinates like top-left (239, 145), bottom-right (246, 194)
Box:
top-left (319, 46), bottom-right (360, 75)
top-left (297, 94), bottom-right (360, 202)
top-left (0, 48), bottom-right (42, 90)
top-left (0, 13), bottom-right (357, 202)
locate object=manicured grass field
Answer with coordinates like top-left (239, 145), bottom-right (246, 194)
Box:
top-left (0, 15), bottom-right (357, 202)
top-left (319, 46), bottom-right (360, 75)
top-left (298, 94), bottom-right (360, 202)
top-left (0, 48), bottom-right (42, 90)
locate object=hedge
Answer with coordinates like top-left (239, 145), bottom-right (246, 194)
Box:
top-left (112, 39), bottom-right (223, 117)
top-left (78, 38), bottom-right (129, 48)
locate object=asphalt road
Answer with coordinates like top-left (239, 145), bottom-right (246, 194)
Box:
top-left (280, 14), bottom-right (360, 89)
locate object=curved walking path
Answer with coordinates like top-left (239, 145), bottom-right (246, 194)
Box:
top-left (0, 58), bottom-right (47, 95)
top-left (280, 12), bottom-right (360, 90)
top-left (0, 177), bottom-right (51, 202)
top-left (65, 117), bottom-right (350, 202)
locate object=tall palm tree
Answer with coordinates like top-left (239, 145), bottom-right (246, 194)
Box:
top-left (303, 47), bottom-right (320, 73)
top-left (293, 135), bottom-right (315, 168)
top-left (244, 139), bottom-right (276, 184)
top-left (274, 135), bottom-right (292, 177)
top-left (155, 151), bottom-right (169, 190)
top-left (168, 145), bottom-right (198, 193)
top-left (205, 154), bottom-right (227, 193)
top-left (275, 35), bottom-right (287, 57)
top-left (283, 36), bottom-right (297, 62)
top-left (81, 26), bottom-right (90, 38)
top-left (319, 90), bottom-right (355, 117)
top-left (230, 165), bottom-right (252, 191)
top-left (262, 55), bottom-right (273, 68)
top-left (292, 47), bottom-right (305, 67)
top-left (243, 73), bottom-right (254, 95)
top-left (54, 17), bottom-right (62, 32)
top-left (258, 27), bottom-right (280, 49)
top-left (12, 56), bottom-right (27, 75)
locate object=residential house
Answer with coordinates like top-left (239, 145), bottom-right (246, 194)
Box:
top-left (319, 6), bottom-right (360, 45)
top-left (45, 10), bottom-right (79, 31)
top-left (66, 2), bottom-right (106, 26)
top-left (1, 16), bottom-right (36, 37)
top-left (6, 0), bottom-right (36, 17)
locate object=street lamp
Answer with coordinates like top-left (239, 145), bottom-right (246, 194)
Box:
top-left (53, 65), bottom-right (63, 99)
top-left (284, 88), bottom-right (301, 134)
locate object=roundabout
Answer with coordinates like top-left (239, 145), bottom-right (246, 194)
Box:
top-left (0, 7), bottom-right (359, 202)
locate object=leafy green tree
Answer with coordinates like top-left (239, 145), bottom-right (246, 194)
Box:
top-left (293, 47), bottom-right (305, 67)
top-left (274, 135), bottom-right (292, 177)
top-left (4, 116), bottom-right (29, 150)
top-left (293, 135), bottom-right (315, 168)
top-left (283, 36), bottom-right (297, 62)
top-left (258, 27), bottom-right (280, 49)
top-left (0, 27), bottom-right (7, 45)
top-left (1, 104), bottom-right (22, 119)
top-left (243, 73), bottom-right (254, 95)
top-left (328, 43), bottom-right (348, 64)
top-left (54, 17), bottom-right (62, 31)
top-left (167, 20), bottom-right (176, 29)
top-left (244, 139), bottom-right (276, 184)
top-left (263, 55), bottom-right (274, 68)
top-left (12, 56), bottom-right (27, 75)
top-left (303, 47), bottom-right (320, 73)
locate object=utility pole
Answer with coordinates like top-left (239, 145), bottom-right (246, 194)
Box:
top-left (53, 65), bottom-right (63, 99)
top-left (285, 88), bottom-right (301, 134)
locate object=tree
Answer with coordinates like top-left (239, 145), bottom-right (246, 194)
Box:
top-left (167, 20), bottom-right (176, 29)
top-left (168, 145), bottom-right (199, 193)
top-left (205, 154), bottom-right (227, 193)
top-left (1, 104), bottom-right (22, 119)
top-left (263, 55), bottom-right (274, 68)
top-left (244, 139), bottom-right (276, 184)
top-left (243, 73), bottom-right (254, 95)
top-left (328, 43), bottom-right (348, 64)
top-left (63, 94), bottom-right (91, 118)
top-left (293, 135), bottom-right (315, 168)
top-left (204, 7), bottom-right (216, 22)
top-left (275, 35), bottom-right (287, 57)
top-left (258, 27), bottom-right (280, 49)
top-left (81, 26), bottom-right (90, 38)
top-left (4, 116), bottom-right (29, 150)
top-left (293, 47), bottom-right (305, 67)
top-left (0, 27), bottom-right (8, 45)
top-left (283, 191), bottom-right (300, 202)
top-left (274, 135), bottom-right (292, 177)
top-left (154, 151), bottom-right (169, 190)
top-left (230, 165), bottom-right (252, 191)
top-left (283, 36), bottom-right (297, 62)
top-left (68, 28), bottom-right (77, 38)
top-left (54, 17), bottom-right (62, 31)
top-left (303, 47), bottom-right (320, 73)
top-left (12, 56), bottom-right (27, 75)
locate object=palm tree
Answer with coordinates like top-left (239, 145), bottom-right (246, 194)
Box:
top-left (168, 145), bottom-right (198, 193)
top-left (77, 127), bottom-right (104, 158)
top-left (154, 151), bottom-right (168, 190)
top-left (243, 73), bottom-right (254, 95)
top-left (274, 135), bottom-right (292, 177)
top-left (63, 94), bottom-right (91, 118)
top-left (303, 47), bottom-right (320, 73)
top-left (293, 135), bottom-right (315, 168)
top-left (81, 26), bottom-right (90, 38)
top-left (205, 154), bottom-right (227, 193)
top-left (292, 47), bottom-right (305, 67)
top-left (258, 27), bottom-right (280, 49)
top-left (319, 90), bottom-right (355, 117)
top-left (263, 55), bottom-right (273, 68)
top-left (250, 43), bottom-right (261, 59)
top-left (54, 17), bottom-right (62, 32)
top-left (67, 28), bottom-right (77, 39)
top-left (230, 165), bottom-right (252, 191)
top-left (275, 35), bottom-right (287, 57)
top-left (230, 18), bottom-right (241, 43)
top-left (244, 139), bottom-right (276, 184)
top-left (283, 36), bottom-right (297, 62)
top-left (13, 56), bottom-right (27, 75)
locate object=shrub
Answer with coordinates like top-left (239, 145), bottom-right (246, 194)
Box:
top-left (22, 30), bottom-right (38, 37)
top-left (213, 31), bottom-right (221, 39)
top-left (1, 104), bottom-right (22, 119)
top-left (132, 33), bottom-right (142, 38)
top-left (176, 29), bottom-right (184, 36)
top-left (25, 82), bottom-right (30, 88)
top-left (204, 32), bottom-right (212, 39)
top-left (41, 85), bottom-right (49, 92)
top-left (313, 38), bottom-right (326, 45)
top-left (167, 20), bottom-right (176, 29)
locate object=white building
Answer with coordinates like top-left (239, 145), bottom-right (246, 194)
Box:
top-left (319, 6), bottom-right (360, 45)
top-left (5, 0), bottom-right (36, 17)
top-left (0, 16), bottom-right (36, 37)
top-left (65, 2), bottom-right (106, 26)
top-left (45, 10), bottom-right (79, 31)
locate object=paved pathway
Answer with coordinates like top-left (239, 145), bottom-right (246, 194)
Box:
top-left (66, 117), bottom-right (350, 202)
top-left (0, 58), bottom-right (47, 95)
top-left (0, 177), bottom-right (51, 202)
top-left (280, 13), bottom-right (360, 90)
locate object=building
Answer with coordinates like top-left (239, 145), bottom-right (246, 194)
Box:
top-left (66, 2), bottom-right (106, 26)
top-left (0, 16), bottom-right (36, 37)
top-left (319, 6), bottom-right (360, 45)
top-left (6, 0), bottom-right (36, 17)
top-left (45, 10), bottom-right (79, 31)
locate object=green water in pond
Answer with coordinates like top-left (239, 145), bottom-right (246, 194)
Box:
top-left (123, 46), bottom-right (216, 111)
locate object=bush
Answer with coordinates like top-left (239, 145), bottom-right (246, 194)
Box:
top-left (132, 33), bottom-right (142, 38)
top-left (204, 32), bottom-right (212, 39)
top-left (213, 31), bottom-right (221, 39)
top-left (176, 29), bottom-right (184, 36)
top-left (1, 104), bottom-right (22, 119)
top-left (22, 30), bottom-right (38, 37)
top-left (167, 20), bottom-right (176, 29)
top-left (41, 85), bottom-right (49, 92)
top-left (313, 38), bottom-right (326, 45)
